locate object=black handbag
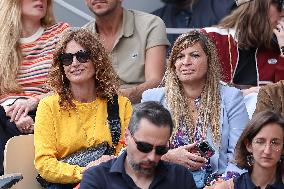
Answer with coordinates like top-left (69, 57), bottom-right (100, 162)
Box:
top-left (36, 95), bottom-right (121, 188)
top-left (36, 142), bottom-right (109, 188)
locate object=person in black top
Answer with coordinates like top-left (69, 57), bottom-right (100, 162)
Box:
top-left (208, 111), bottom-right (284, 189)
top-left (80, 101), bottom-right (197, 189)
top-left (202, 0), bottom-right (284, 93)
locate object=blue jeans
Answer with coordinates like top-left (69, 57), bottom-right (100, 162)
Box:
top-left (47, 183), bottom-right (76, 189)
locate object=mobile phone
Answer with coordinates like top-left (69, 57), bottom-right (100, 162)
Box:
top-left (196, 141), bottom-right (215, 159)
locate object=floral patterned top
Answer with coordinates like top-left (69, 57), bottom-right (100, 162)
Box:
top-left (170, 97), bottom-right (206, 147)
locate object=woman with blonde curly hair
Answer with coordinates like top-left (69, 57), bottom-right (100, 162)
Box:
top-left (142, 30), bottom-right (249, 188)
top-left (34, 28), bottom-right (132, 189)
top-left (0, 0), bottom-right (69, 176)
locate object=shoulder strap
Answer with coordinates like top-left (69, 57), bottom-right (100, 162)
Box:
top-left (107, 95), bottom-right (121, 154)
top-left (107, 95), bottom-right (120, 121)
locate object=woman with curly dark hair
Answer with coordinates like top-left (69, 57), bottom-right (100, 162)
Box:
top-left (34, 28), bottom-right (132, 189)
top-left (0, 0), bottom-right (69, 176)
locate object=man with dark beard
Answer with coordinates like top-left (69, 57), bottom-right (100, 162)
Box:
top-left (153, 0), bottom-right (236, 45)
top-left (80, 101), bottom-right (197, 189)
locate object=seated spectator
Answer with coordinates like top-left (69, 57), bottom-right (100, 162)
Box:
top-left (207, 111), bottom-right (284, 189)
top-left (34, 28), bottom-right (132, 189)
top-left (142, 31), bottom-right (249, 188)
top-left (254, 80), bottom-right (284, 117)
top-left (0, 0), bottom-right (69, 175)
top-left (80, 101), bottom-right (197, 189)
top-left (153, 0), bottom-right (236, 45)
top-left (84, 0), bottom-right (170, 104)
top-left (202, 0), bottom-right (284, 92)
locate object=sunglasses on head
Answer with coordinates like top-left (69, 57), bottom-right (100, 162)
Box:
top-left (132, 136), bottom-right (169, 156)
top-left (59, 50), bottom-right (91, 66)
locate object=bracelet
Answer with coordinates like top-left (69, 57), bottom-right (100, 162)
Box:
top-left (280, 46), bottom-right (284, 56)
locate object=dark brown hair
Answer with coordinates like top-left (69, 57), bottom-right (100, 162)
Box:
top-left (219, 0), bottom-right (278, 49)
top-left (234, 110), bottom-right (284, 170)
top-left (49, 28), bottom-right (119, 110)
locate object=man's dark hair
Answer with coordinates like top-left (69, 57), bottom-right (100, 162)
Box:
top-left (128, 101), bottom-right (174, 135)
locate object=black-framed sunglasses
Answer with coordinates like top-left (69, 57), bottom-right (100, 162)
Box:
top-left (132, 136), bottom-right (169, 156)
top-left (58, 50), bottom-right (91, 66)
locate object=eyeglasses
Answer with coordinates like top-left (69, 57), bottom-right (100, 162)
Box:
top-left (58, 50), bottom-right (91, 66)
top-left (252, 138), bottom-right (283, 152)
top-left (132, 136), bottom-right (169, 156)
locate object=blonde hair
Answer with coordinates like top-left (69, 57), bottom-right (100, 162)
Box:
top-left (165, 30), bottom-right (221, 145)
top-left (218, 0), bottom-right (274, 49)
top-left (49, 28), bottom-right (119, 110)
top-left (0, 0), bottom-right (55, 95)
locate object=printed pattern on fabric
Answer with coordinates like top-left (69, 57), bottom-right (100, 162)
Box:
top-left (170, 97), bottom-right (212, 188)
top-left (17, 22), bottom-right (69, 97)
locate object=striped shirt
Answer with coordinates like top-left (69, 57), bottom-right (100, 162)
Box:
top-left (4, 22), bottom-right (69, 100)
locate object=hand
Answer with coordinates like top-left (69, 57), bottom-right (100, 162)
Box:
top-left (14, 115), bottom-right (34, 134)
top-left (5, 97), bottom-right (39, 122)
top-left (163, 143), bottom-right (207, 171)
top-left (2, 105), bottom-right (10, 114)
top-left (204, 179), bottom-right (231, 189)
top-left (73, 183), bottom-right (80, 189)
top-left (241, 86), bottom-right (260, 96)
top-left (82, 155), bottom-right (116, 172)
top-left (273, 20), bottom-right (284, 51)
top-left (119, 87), bottom-right (139, 103)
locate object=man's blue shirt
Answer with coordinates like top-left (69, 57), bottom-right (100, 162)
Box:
top-left (80, 151), bottom-right (197, 189)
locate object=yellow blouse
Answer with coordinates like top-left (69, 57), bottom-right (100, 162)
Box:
top-left (34, 95), bottom-right (132, 183)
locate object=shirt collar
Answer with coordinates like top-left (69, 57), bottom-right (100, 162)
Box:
top-left (109, 150), bottom-right (127, 173)
top-left (240, 170), bottom-right (284, 189)
top-left (20, 26), bottom-right (44, 44)
top-left (93, 8), bottom-right (133, 38)
top-left (121, 9), bottom-right (134, 38)
top-left (243, 172), bottom-right (257, 188)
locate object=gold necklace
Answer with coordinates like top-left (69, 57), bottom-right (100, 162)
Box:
top-left (74, 101), bottom-right (99, 147)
